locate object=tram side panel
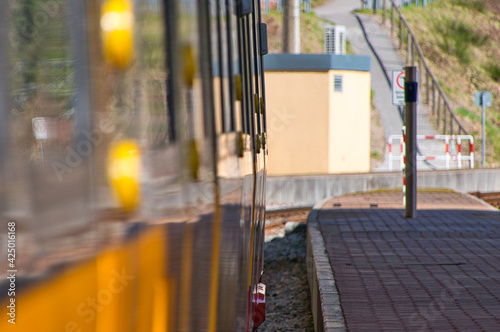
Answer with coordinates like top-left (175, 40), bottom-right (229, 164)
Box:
top-left (0, 0), bottom-right (268, 331)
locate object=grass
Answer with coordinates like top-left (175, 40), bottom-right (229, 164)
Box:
top-left (434, 18), bottom-right (489, 65)
top-left (354, 8), bottom-right (376, 15)
top-left (486, 63), bottom-right (500, 83)
top-left (311, 0), bottom-right (328, 8)
top-left (263, 10), bottom-right (344, 54)
top-left (457, 107), bottom-right (500, 156)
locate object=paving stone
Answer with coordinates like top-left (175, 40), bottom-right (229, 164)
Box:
top-left (314, 191), bottom-right (500, 331)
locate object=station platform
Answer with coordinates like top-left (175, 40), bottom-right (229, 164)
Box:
top-left (307, 190), bottom-right (500, 331)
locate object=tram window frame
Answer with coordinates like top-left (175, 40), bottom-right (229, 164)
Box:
top-left (225, 0), bottom-right (237, 132)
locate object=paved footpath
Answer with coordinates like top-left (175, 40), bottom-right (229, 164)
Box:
top-left (307, 191), bottom-right (500, 331)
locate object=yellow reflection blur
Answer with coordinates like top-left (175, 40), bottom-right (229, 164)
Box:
top-left (101, 0), bottom-right (135, 69)
top-left (107, 140), bottom-right (141, 211)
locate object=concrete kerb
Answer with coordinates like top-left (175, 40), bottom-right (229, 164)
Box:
top-left (307, 197), bottom-right (347, 332)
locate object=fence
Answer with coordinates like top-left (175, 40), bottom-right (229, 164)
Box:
top-left (365, 0), bottom-right (437, 9)
top-left (388, 134), bottom-right (474, 171)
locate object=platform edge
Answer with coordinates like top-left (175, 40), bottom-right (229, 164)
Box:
top-left (306, 197), bottom-right (346, 332)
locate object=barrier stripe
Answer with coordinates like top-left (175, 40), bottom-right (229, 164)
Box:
top-left (388, 133), bottom-right (474, 171)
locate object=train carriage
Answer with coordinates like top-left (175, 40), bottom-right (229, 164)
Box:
top-left (0, 0), bottom-right (268, 331)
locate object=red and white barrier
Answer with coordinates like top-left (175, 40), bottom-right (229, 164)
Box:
top-left (388, 134), bottom-right (474, 171)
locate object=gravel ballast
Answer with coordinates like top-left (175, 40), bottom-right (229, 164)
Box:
top-left (259, 221), bottom-right (314, 331)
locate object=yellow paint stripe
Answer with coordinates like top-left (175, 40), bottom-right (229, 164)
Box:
top-left (0, 259), bottom-right (97, 331)
top-left (152, 279), bottom-right (168, 332)
top-left (179, 222), bottom-right (194, 331)
top-left (0, 227), bottom-right (174, 332)
top-left (135, 227), bottom-right (167, 332)
top-left (248, 169), bottom-right (258, 288)
top-left (208, 186), bottom-right (222, 332)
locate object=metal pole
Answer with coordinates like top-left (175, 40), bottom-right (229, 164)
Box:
top-left (283, 0), bottom-right (291, 52)
top-left (405, 66), bottom-right (418, 218)
top-left (482, 93), bottom-right (486, 168)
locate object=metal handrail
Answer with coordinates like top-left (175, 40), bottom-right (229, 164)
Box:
top-left (389, 0), bottom-right (469, 135)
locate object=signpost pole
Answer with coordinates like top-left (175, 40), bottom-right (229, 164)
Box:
top-left (405, 66), bottom-right (418, 218)
top-left (475, 91), bottom-right (491, 168)
top-left (481, 93), bottom-right (486, 168)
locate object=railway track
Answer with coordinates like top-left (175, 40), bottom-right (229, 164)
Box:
top-left (470, 192), bottom-right (500, 209)
top-left (265, 207), bottom-right (312, 228)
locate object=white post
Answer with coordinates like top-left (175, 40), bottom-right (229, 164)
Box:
top-left (481, 93), bottom-right (486, 168)
top-left (470, 137), bottom-right (474, 169)
top-left (457, 137), bottom-right (462, 169)
top-left (445, 136), bottom-right (450, 169)
top-left (388, 138), bottom-right (393, 171)
top-left (293, 0), bottom-right (300, 53)
top-left (400, 136), bottom-right (404, 171)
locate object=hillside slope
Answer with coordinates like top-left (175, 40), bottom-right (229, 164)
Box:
top-left (396, 0), bottom-right (500, 166)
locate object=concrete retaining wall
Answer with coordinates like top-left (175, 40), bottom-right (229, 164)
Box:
top-left (267, 169), bottom-right (500, 208)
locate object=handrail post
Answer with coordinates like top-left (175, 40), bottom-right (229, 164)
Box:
top-left (418, 59), bottom-right (422, 89)
top-left (444, 103), bottom-right (448, 134)
top-left (437, 93), bottom-right (441, 128)
top-left (411, 40), bottom-right (415, 66)
top-left (399, 16), bottom-right (403, 49)
top-left (425, 72), bottom-right (430, 104)
top-left (391, 3), bottom-right (395, 36)
top-left (406, 33), bottom-right (411, 64)
top-left (431, 81), bottom-right (435, 115)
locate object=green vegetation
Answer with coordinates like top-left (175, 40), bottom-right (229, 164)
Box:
top-left (457, 107), bottom-right (500, 156)
top-left (263, 10), bottom-right (334, 53)
top-left (354, 8), bottom-right (376, 15)
top-left (381, 0), bottom-right (500, 166)
top-left (434, 18), bottom-right (488, 65)
top-left (263, 10), bottom-right (353, 54)
top-left (311, 0), bottom-right (328, 8)
top-left (486, 63), bottom-right (500, 83)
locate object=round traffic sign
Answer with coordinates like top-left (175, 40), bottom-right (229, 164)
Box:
top-left (396, 71), bottom-right (405, 90)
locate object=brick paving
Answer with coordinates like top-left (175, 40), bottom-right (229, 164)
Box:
top-left (315, 191), bottom-right (500, 331)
